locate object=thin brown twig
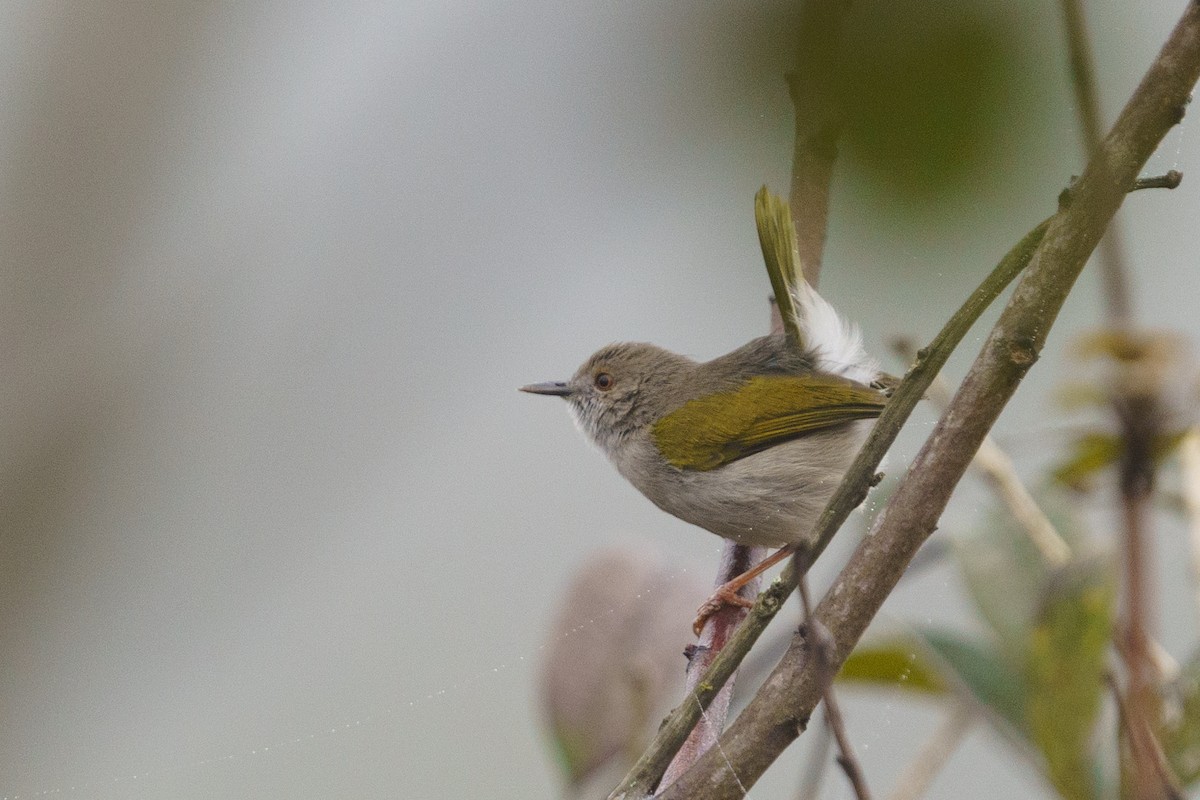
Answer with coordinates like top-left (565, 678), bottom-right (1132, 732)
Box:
top-left (798, 578), bottom-right (872, 800)
top-left (1133, 170), bottom-right (1183, 191)
top-left (1063, 3), bottom-right (1168, 795)
top-left (1113, 619), bottom-right (1179, 685)
top-left (1117, 388), bottom-right (1163, 800)
top-left (795, 716), bottom-right (833, 800)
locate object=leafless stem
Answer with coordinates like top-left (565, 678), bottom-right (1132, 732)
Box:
top-left (1106, 670), bottom-right (1185, 800)
top-left (1116, 389), bottom-right (1164, 800)
top-left (886, 705), bottom-right (973, 800)
top-left (795, 717), bottom-right (833, 800)
top-left (1061, 0), bottom-right (1134, 324)
top-left (798, 578), bottom-right (872, 800)
top-left (655, 7), bottom-right (1200, 796)
top-left (1061, 13), bottom-right (1165, 783)
top-left (661, 545), bottom-right (763, 788)
top-left (786, 0), bottom-right (851, 286)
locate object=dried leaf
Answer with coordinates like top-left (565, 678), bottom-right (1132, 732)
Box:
top-left (539, 547), bottom-right (707, 788)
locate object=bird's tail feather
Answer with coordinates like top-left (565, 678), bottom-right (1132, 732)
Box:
top-left (790, 280), bottom-right (880, 386)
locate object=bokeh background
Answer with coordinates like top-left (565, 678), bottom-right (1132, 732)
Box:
top-left (2, 1), bottom-right (1198, 797)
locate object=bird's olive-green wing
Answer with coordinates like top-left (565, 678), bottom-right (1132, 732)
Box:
top-left (651, 374), bottom-right (886, 471)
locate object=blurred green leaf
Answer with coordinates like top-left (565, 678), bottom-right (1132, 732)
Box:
top-left (920, 628), bottom-right (1028, 736)
top-left (1052, 433), bottom-right (1122, 490)
top-left (1162, 649), bottom-right (1200, 785)
top-left (1024, 559), bottom-right (1115, 800)
top-left (838, 638), bottom-right (948, 695)
top-left (1053, 431), bottom-right (1190, 490)
top-left (1157, 430), bottom-right (1191, 462)
top-left (952, 495), bottom-right (1081, 649)
top-left (836, 1), bottom-right (1042, 210)
top-left (1055, 382), bottom-right (1109, 412)
top-left (841, 628), bottom-right (1027, 738)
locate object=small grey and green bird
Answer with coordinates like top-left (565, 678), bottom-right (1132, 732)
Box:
top-left (522, 279), bottom-right (887, 632)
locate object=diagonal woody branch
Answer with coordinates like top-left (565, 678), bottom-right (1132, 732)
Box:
top-left (657, 4), bottom-right (1200, 797)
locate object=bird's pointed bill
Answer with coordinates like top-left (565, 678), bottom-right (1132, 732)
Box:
top-left (520, 381), bottom-right (574, 396)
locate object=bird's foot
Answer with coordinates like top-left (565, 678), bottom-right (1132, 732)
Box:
top-left (692, 583), bottom-right (755, 637)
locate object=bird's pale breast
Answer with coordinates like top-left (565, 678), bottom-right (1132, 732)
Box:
top-left (610, 421), bottom-right (870, 549)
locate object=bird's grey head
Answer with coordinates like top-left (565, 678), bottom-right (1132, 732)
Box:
top-left (521, 342), bottom-right (694, 454)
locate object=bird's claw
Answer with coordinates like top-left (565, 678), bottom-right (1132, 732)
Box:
top-left (692, 584), bottom-right (755, 636)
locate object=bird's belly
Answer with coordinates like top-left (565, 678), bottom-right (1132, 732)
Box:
top-left (619, 424), bottom-right (868, 549)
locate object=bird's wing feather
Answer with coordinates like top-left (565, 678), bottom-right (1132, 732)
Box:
top-left (651, 374), bottom-right (886, 471)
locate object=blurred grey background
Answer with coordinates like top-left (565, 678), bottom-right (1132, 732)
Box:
top-left (1, 2), bottom-right (1198, 797)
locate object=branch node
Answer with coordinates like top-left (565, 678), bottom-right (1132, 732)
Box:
top-left (1173, 94), bottom-right (1190, 124)
top-left (996, 334), bottom-right (1039, 369)
top-left (1058, 182), bottom-right (1077, 210)
top-left (759, 587), bottom-right (783, 615)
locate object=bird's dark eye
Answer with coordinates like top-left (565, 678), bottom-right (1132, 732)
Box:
top-left (594, 372), bottom-right (614, 390)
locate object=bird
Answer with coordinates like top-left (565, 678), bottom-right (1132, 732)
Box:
top-left (522, 276), bottom-right (887, 634)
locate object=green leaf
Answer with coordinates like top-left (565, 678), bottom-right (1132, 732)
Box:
top-left (1155, 429), bottom-right (1191, 462)
top-left (953, 491), bottom-right (1086, 650)
top-left (1052, 430), bottom-right (1190, 490)
top-left (1024, 558), bottom-right (1115, 800)
top-left (1052, 433), bottom-right (1122, 490)
top-left (920, 628), bottom-right (1028, 736)
top-left (840, 629), bottom-right (1028, 740)
top-left (952, 499), bottom-right (1058, 649)
top-left (838, 638), bottom-right (948, 695)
